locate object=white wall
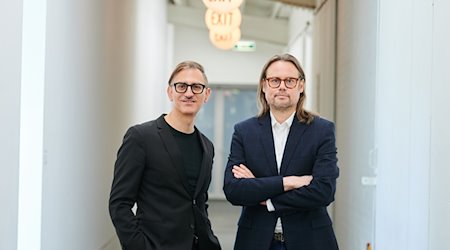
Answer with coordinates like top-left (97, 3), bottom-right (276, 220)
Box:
top-left (427, 0), bottom-right (449, 248)
top-left (311, 0), bottom-right (336, 120)
top-left (0, 1), bottom-right (22, 249)
top-left (171, 25), bottom-right (284, 85)
top-left (429, 1), bottom-right (450, 248)
top-left (328, 0), bottom-right (450, 249)
top-left (375, 0), bottom-right (434, 249)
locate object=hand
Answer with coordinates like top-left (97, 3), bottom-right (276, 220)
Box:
top-left (232, 165), bottom-right (267, 205)
top-left (282, 175), bottom-right (313, 191)
top-left (232, 164), bottom-right (255, 179)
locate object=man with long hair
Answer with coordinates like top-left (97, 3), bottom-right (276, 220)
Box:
top-left (224, 54), bottom-right (339, 250)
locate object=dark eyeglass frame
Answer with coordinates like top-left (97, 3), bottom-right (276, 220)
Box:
top-left (171, 82), bottom-right (207, 94)
top-left (265, 77), bottom-right (301, 89)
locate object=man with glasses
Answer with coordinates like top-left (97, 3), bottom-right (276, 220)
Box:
top-left (109, 61), bottom-right (221, 250)
top-left (224, 54), bottom-right (339, 250)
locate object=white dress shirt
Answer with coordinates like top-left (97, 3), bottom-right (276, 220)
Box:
top-left (266, 111), bottom-right (295, 233)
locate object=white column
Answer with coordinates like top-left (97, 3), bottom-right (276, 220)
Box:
top-left (17, 0), bottom-right (47, 249)
top-left (132, 0), bottom-right (168, 124)
top-left (0, 0), bottom-right (22, 249)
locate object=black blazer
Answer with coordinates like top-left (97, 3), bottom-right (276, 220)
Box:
top-left (109, 114), bottom-right (221, 250)
top-left (224, 114), bottom-right (339, 250)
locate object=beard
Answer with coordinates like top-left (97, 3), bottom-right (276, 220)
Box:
top-left (270, 96), bottom-right (296, 112)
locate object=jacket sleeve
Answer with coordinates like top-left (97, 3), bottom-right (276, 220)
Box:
top-left (223, 123), bottom-right (285, 206)
top-left (271, 121), bottom-right (339, 213)
top-left (108, 126), bottom-right (147, 249)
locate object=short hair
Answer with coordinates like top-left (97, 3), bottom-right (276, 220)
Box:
top-left (257, 53), bottom-right (314, 124)
top-left (168, 61), bottom-right (208, 85)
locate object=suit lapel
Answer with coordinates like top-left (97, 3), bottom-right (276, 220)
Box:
top-left (259, 115), bottom-right (279, 176)
top-left (279, 118), bottom-right (308, 175)
top-left (156, 115), bottom-right (192, 197)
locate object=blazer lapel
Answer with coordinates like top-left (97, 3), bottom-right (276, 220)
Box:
top-left (156, 115), bottom-right (192, 197)
top-left (259, 115), bottom-right (279, 176)
top-left (279, 118), bottom-right (308, 175)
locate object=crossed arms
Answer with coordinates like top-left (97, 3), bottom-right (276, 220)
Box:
top-left (223, 120), bottom-right (339, 213)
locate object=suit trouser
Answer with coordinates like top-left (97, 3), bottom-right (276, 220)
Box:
top-left (192, 235), bottom-right (199, 250)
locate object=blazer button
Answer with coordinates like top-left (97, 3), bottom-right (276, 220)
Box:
top-left (190, 224), bottom-right (195, 229)
top-left (193, 200), bottom-right (196, 205)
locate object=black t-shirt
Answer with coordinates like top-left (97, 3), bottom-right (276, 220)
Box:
top-left (168, 125), bottom-right (203, 196)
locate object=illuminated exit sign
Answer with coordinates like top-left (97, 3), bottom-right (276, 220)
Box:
top-left (233, 40), bottom-right (256, 52)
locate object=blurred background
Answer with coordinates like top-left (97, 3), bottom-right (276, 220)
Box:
top-left (1, 0), bottom-right (449, 249)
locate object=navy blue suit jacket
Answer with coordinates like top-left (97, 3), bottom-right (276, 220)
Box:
top-left (223, 114), bottom-right (339, 250)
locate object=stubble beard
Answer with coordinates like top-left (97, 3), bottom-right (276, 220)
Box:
top-left (271, 99), bottom-right (295, 113)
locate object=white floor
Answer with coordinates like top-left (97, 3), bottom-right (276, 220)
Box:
top-left (208, 200), bottom-right (242, 250)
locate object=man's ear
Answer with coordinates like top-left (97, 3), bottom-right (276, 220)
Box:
top-left (167, 85), bottom-right (173, 101)
top-left (299, 79), bottom-right (305, 93)
top-left (203, 88), bottom-right (211, 103)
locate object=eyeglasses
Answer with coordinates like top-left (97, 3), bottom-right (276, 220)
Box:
top-left (171, 82), bottom-right (206, 94)
top-left (265, 77), bottom-right (300, 89)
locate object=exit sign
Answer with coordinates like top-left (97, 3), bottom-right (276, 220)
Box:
top-left (233, 40), bottom-right (256, 52)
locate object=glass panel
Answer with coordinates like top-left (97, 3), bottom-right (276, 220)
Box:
top-left (196, 86), bottom-right (258, 198)
top-left (222, 88), bottom-right (258, 175)
top-left (196, 89), bottom-right (216, 142)
top-left (196, 89), bottom-right (217, 193)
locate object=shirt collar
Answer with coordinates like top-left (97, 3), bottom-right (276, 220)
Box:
top-left (270, 111), bottom-right (296, 128)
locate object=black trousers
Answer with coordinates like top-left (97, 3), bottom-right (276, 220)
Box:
top-left (192, 235), bottom-right (199, 250)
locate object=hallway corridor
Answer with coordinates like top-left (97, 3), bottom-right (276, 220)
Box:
top-left (2, 1), bottom-right (450, 249)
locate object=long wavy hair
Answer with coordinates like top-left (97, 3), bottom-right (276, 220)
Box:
top-left (257, 54), bottom-right (314, 124)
